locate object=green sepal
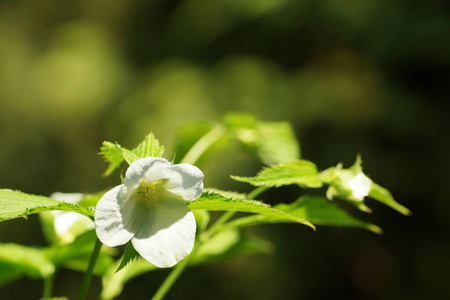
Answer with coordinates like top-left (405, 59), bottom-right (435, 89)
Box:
top-left (115, 242), bottom-right (140, 273)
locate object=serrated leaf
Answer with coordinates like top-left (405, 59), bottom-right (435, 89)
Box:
top-left (116, 242), bottom-right (140, 273)
top-left (100, 134), bottom-right (165, 176)
top-left (188, 192), bottom-right (315, 230)
top-left (231, 160), bottom-right (322, 188)
top-left (224, 196), bottom-right (382, 234)
top-left (203, 188), bottom-right (247, 200)
top-left (224, 112), bottom-right (300, 165)
top-left (369, 183), bottom-right (411, 216)
top-left (100, 142), bottom-right (126, 176)
top-left (0, 189), bottom-right (94, 222)
top-left (120, 147), bottom-right (140, 165)
top-left (132, 133), bottom-right (165, 159)
top-left (0, 243), bottom-right (55, 278)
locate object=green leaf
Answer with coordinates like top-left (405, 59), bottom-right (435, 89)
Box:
top-left (0, 262), bottom-right (23, 287)
top-left (224, 112), bottom-right (300, 165)
top-left (193, 228), bottom-right (272, 265)
top-left (0, 243), bottom-right (55, 278)
top-left (203, 188), bottom-right (247, 200)
top-left (224, 196), bottom-right (382, 234)
top-left (0, 189), bottom-right (94, 222)
top-left (116, 242), bottom-right (140, 273)
top-left (231, 160), bottom-right (323, 188)
top-left (100, 133), bottom-right (165, 176)
top-left (102, 259), bottom-right (156, 300)
top-left (188, 192), bottom-right (315, 230)
top-left (101, 228), bottom-right (272, 300)
top-left (100, 142), bottom-right (126, 176)
top-left (369, 183), bottom-right (411, 216)
top-left (132, 133), bottom-right (165, 160)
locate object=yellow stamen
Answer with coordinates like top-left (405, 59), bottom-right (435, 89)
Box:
top-left (136, 179), bottom-right (163, 206)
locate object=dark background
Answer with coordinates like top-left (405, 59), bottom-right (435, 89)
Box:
top-left (0, 0), bottom-right (449, 299)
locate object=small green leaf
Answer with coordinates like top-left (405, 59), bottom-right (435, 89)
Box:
top-left (116, 243), bottom-right (140, 273)
top-left (120, 147), bottom-right (140, 165)
top-left (100, 142), bottom-right (126, 176)
top-left (132, 133), bottom-right (165, 159)
top-left (188, 192), bottom-right (315, 230)
top-left (224, 196), bottom-right (382, 234)
top-left (231, 160), bottom-right (322, 188)
top-left (0, 189), bottom-right (94, 222)
top-left (369, 183), bottom-right (411, 216)
top-left (0, 243), bottom-right (55, 278)
top-left (224, 112), bottom-right (300, 165)
top-left (100, 133), bottom-right (165, 176)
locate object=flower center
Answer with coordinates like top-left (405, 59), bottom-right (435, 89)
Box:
top-left (136, 179), bottom-right (164, 206)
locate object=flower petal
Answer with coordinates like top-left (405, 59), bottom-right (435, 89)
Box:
top-left (162, 164), bottom-right (204, 202)
top-left (124, 157), bottom-right (171, 190)
top-left (131, 199), bottom-right (196, 268)
top-left (94, 185), bottom-right (144, 247)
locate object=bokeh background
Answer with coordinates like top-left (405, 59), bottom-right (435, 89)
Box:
top-left (1, 0), bottom-right (449, 299)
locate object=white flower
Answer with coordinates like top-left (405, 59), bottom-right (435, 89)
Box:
top-left (46, 193), bottom-right (95, 244)
top-left (347, 172), bottom-right (372, 201)
top-left (94, 157), bottom-right (204, 268)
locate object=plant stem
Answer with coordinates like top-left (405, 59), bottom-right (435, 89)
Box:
top-left (247, 186), bottom-right (269, 200)
top-left (42, 273), bottom-right (54, 299)
top-left (150, 184), bottom-right (270, 299)
top-left (78, 238), bottom-right (102, 300)
top-left (151, 244), bottom-right (199, 300)
top-left (180, 125), bottom-right (226, 165)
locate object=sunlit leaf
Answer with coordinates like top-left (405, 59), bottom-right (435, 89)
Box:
top-left (224, 196), bottom-right (382, 234)
top-left (224, 112), bottom-right (300, 165)
top-left (0, 243), bottom-right (55, 278)
top-left (100, 133), bottom-right (165, 176)
top-left (231, 160), bottom-right (322, 188)
top-left (0, 189), bottom-right (94, 222)
top-left (189, 192), bottom-right (315, 230)
top-left (369, 183), bottom-right (411, 216)
top-left (132, 133), bottom-right (165, 160)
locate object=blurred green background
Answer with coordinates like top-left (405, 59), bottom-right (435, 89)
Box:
top-left (1, 0), bottom-right (449, 299)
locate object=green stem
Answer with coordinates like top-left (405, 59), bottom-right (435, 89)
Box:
top-left (151, 244), bottom-right (200, 300)
top-left (150, 185), bottom-right (270, 299)
top-left (180, 125), bottom-right (226, 165)
top-left (247, 186), bottom-right (269, 200)
top-left (78, 238), bottom-right (102, 300)
top-left (42, 273), bottom-right (54, 299)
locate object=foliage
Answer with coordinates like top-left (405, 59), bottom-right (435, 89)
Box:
top-left (0, 114), bottom-right (409, 299)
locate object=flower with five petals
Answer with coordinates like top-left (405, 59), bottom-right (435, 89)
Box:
top-left (94, 157), bottom-right (204, 268)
